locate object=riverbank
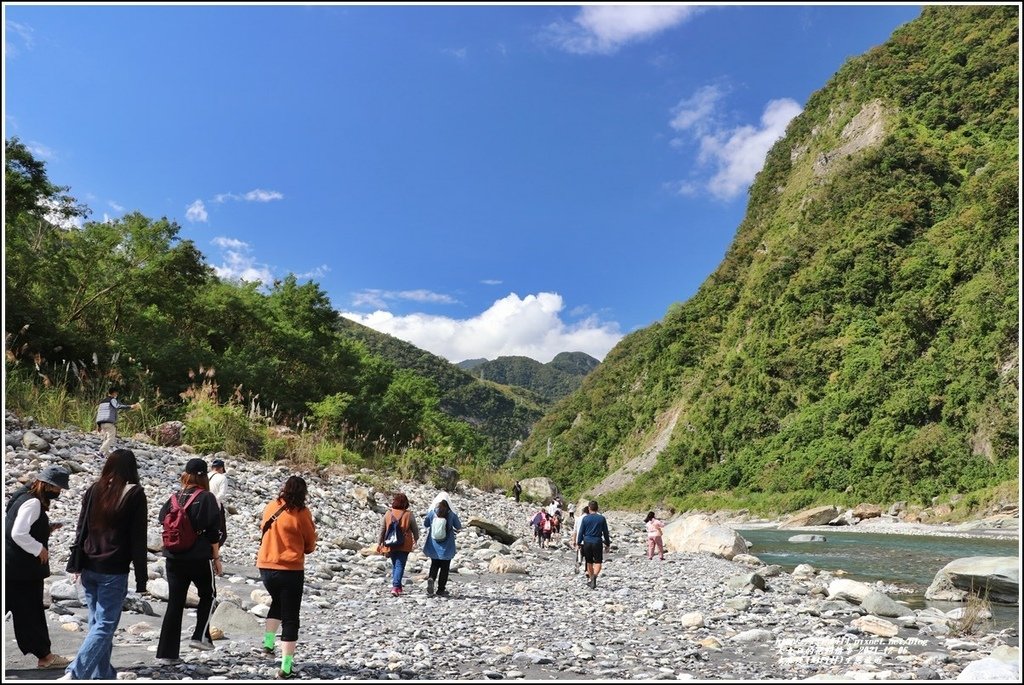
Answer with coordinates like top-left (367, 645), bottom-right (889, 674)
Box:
top-left (4, 414), bottom-right (1020, 681)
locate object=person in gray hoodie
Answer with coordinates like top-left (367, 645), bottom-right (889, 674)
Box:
top-left (422, 492), bottom-right (462, 598)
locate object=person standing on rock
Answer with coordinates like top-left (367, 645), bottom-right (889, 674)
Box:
top-left (512, 481), bottom-right (522, 503)
top-left (577, 500), bottom-right (611, 590)
top-left (256, 476), bottom-right (317, 680)
top-left (209, 458), bottom-right (229, 551)
top-left (644, 511), bottom-right (666, 561)
top-left (156, 458), bottom-right (223, 662)
top-left (64, 449), bottom-right (148, 680)
top-left (377, 492), bottom-right (419, 596)
top-left (4, 465), bottom-right (74, 670)
top-left (94, 386), bottom-right (141, 455)
top-left (422, 492), bottom-right (462, 598)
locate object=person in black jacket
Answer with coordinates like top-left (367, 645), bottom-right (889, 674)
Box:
top-left (155, 458), bottom-right (223, 662)
top-left (4, 465), bottom-right (73, 670)
top-left (65, 449), bottom-right (148, 679)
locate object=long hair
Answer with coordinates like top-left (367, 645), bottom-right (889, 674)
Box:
top-left (278, 476), bottom-right (307, 510)
top-left (92, 449), bottom-right (141, 527)
top-left (180, 471), bottom-right (210, 491)
top-left (29, 480), bottom-right (53, 511)
top-left (644, 511), bottom-right (656, 523)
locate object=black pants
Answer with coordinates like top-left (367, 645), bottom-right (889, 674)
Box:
top-left (5, 576), bottom-right (50, 659)
top-left (261, 569), bottom-right (304, 642)
top-left (428, 559), bottom-right (451, 593)
top-left (157, 558), bottom-right (217, 659)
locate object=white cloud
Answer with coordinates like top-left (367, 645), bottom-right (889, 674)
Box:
top-left (670, 84), bottom-right (726, 136)
top-left (352, 289), bottom-right (459, 309)
top-left (296, 265), bottom-right (330, 280)
top-left (27, 141), bottom-right (54, 159)
top-left (185, 199), bottom-right (208, 223)
top-left (342, 292), bottom-right (622, 363)
top-left (545, 5), bottom-right (699, 55)
top-left (442, 47), bottom-right (467, 59)
top-left (40, 197), bottom-right (84, 230)
top-left (108, 200), bottom-right (125, 212)
top-left (213, 192), bottom-right (241, 203)
top-left (210, 237), bottom-right (274, 285)
top-left (244, 189), bottom-right (284, 202)
top-left (668, 87), bottom-right (802, 200)
top-left (5, 20), bottom-right (35, 56)
top-left (480, 279), bottom-right (502, 286)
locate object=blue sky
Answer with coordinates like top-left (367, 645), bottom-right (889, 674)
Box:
top-left (3, 3), bottom-right (923, 363)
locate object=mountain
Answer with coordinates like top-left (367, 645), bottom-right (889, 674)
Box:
top-left (458, 352), bottom-right (600, 405)
top-left (511, 6), bottom-right (1019, 509)
top-left (334, 316), bottom-right (544, 460)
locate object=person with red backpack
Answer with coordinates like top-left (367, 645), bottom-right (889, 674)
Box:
top-left (155, 458), bottom-right (223, 663)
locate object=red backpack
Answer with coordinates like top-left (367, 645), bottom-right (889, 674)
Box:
top-left (162, 490), bottom-right (203, 553)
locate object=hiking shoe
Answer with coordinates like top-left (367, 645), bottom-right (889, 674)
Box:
top-left (391, 587), bottom-right (401, 596)
top-left (589, 575), bottom-right (597, 590)
top-left (426, 578), bottom-right (435, 596)
top-left (261, 646), bottom-right (275, 655)
top-left (157, 657), bottom-right (182, 665)
top-left (38, 655), bottom-right (72, 670)
top-left (435, 589), bottom-right (450, 598)
top-left (276, 669), bottom-right (296, 680)
top-left (189, 639), bottom-right (215, 651)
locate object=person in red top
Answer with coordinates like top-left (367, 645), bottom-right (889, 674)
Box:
top-left (377, 492), bottom-right (419, 596)
top-left (257, 476), bottom-right (317, 680)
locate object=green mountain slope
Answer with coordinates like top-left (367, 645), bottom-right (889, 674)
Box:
top-left (458, 352), bottom-right (600, 405)
top-left (512, 6), bottom-right (1019, 507)
top-left (335, 316), bottom-right (544, 460)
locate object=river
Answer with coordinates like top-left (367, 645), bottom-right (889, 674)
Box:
top-left (736, 527), bottom-right (1020, 630)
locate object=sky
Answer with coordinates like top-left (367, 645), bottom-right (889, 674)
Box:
top-left (3, 2), bottom-right (925, 364)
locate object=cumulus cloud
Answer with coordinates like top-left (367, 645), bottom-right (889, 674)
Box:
top-left (40, 197), bottom-right (84, 230)
top-left (185, 199), bottom-right (208, 223)
top-left (544, 5), bottom-right (699, 55)
top-left (210, 236), bottom-right (274, 285)
top-left (342, 292), bottom-right (622, 363)
top-left (669, 86), bottom-right (802, 200)
top-left (352, 289), bottom-right (459, 309)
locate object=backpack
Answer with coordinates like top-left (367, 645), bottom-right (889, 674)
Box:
top-left (162, 490), bottom-right (204, 553)
top-left (543, 517), bottom-right (552, 532)
top-left (383, 512), bottom-right (405, 548)
top-left (430, 514), bottom-right (448, 542)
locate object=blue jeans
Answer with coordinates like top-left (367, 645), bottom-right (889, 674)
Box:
top-left (68, 569), bottom-right (128, 679)
top-left (388, 551), bottom-right (409, 588)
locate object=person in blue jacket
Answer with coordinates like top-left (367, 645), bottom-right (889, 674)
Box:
top-left (422, 492), bottom-right (462, 598)
top-left (576, 499), bottom-right (611, 590)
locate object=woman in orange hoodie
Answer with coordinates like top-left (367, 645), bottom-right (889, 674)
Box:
top-left (256, 476), bottom-right (317, 680)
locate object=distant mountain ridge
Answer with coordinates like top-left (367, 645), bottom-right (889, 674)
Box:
top-left (335, 316), bottom-right (544, 460)
top-left (457, 352), bottom-right (600, 405)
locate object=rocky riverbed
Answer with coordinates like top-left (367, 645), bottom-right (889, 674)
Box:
top-left (3, 413), bottom-right (1020, 681)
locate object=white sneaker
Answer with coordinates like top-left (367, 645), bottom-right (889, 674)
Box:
top-left (57, 674), bottom-right (72, 681)
top-left (189, 639), bottom-right (215, 651)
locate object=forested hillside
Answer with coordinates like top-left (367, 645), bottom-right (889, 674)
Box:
top-left (512, 6), bottom-right (1019, 509)
top-left (456, 351), bottom-right (600, 405)
top-left (3, 141), bottom-right (531, 468)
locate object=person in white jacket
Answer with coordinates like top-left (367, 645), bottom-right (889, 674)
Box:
top-left (208, 459), bottom-right (229, 550)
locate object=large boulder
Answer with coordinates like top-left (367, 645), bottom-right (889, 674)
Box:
top-left (211, 600), bottom-right (262, 637)
top-left (467, 517), bottom-right (517, 545)
top-left (852, 503), bottom-right (883, 520)
top-left (925, 556), bottom-right (1019, 605)
top-left (662, 514), bottom-right (748, 560)
top-left (519, 477), bottom-right (560, 505)
top-left (778, 505), bottom-right (840, 528)
top-left (150, 421), bottom-right (184, 447)
top-left (827, 578), bottom-right (874, 604)
top-left (861, 590), bottom-right (914, 618)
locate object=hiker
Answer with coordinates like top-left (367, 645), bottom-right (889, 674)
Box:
top-left (4, 465), bottom-right (74, 670)
top-left (257, 476), bottom-right (317, 680)
top-left (645, 511), bottom-right (666, 561)
top-left (64, 449), bottom-right (148, 680)
top-left (577, 500), bottom-right (611, 590)
top-left (530, 509), bottom-right (547, 548)
top-left (377, 492), bottom-right (419, 596)
top-left (572, 505), bottom-right (589, 574)
top-left (95, 386), bottom-right (141, 455)
top-left (422, 492), bottom-right (462, 598)
top-left (209, 458), bottom-right (229, 549)
top-left (512, 481), bottom-right (522, 503)
top-left (156, 458), bottom-right (223, 662)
